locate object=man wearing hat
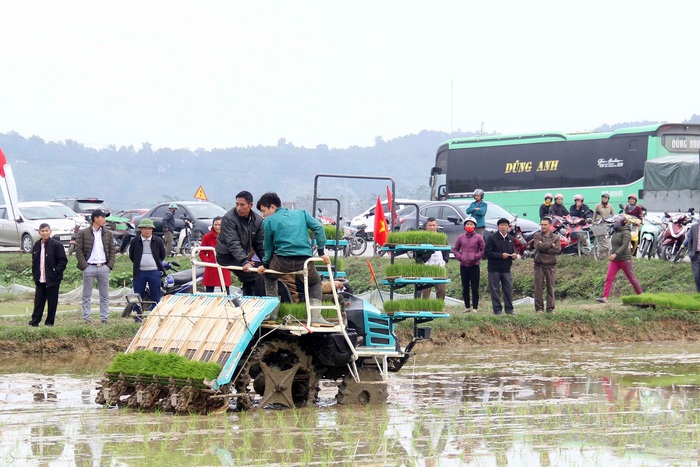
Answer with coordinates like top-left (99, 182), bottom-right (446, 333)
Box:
top-left (163, 203), bottom-right (178, 256)
top-left (484, 218), bottom-right (517, 315)
top-left (76, 209), bottom-right (116, 324)
top-left (129, 218), bottom-right (167, 319)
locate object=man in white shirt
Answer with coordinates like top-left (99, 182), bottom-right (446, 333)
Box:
top-left (76, 209), bottom-right (116, 324)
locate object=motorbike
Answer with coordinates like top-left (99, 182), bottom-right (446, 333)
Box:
top-left (173, 215), bottom-right (200, 256)
top-left (658, 208), bottom-right (695, 262)
top-left (122, 260), bottom-right (206, 320)
top-left (511, 218), bottom-right (535, 258)
top-left (551, 215), bottom-right (593, 256)
top-left (636, 212), bottom-right (664, 259)
top-left (68, 223), bottom-right (80, 255)
top-left (342, 223), bottom-right (368, 256)
top-left (618, 205), bottom-right (642, 256)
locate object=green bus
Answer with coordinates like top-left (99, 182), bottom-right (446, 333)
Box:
top-left (429, 123), bottom-right (700, 219)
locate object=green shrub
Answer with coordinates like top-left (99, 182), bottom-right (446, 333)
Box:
top-left (385, 264), bottom-right (446, 278)
top-left (386, 231), bottom-right (447, 245)
top-left (107, 350), bottom-right (222, 381)
top-left (383, 299), bottom-right (445, 313)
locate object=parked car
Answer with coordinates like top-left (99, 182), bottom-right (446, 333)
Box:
top-left (399, 200), bottom-right (540, 245)
top-left (351, 199), bottom-right (425, 239)
top-left (51, 197), bottom-right (110, 221)
top-left (133, 201), bottom-right (227, 240)
top-left (115, 209), bottom-right (149, 222)
top-left (0, 202), bottom-right (77, 252)
top-left (44, 201), bottom-right (89, 228)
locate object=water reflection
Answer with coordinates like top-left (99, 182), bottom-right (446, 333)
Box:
top-left (0, 343), bottom-right (698, 465)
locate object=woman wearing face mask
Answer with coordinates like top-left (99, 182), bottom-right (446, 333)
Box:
top-left (452, 217), bottom-right (485, 313)
top-left (200, 216), bottom-right (232, 294)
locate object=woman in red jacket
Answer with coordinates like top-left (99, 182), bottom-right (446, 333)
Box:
top-left (199, 216), bottom-right (232, 294)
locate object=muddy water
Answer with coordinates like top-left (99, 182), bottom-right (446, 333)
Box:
top-left (1, 343), bottom-right (700, 466)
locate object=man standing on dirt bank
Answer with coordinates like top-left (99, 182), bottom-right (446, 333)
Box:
top-left (484, 218), bottom-right (517, 315)
top-left (216, 191), bottom-right (265, 296)
top-left (29, 223), bottom-right (67, 327)
top-left (128, 218), bottom-right (166, 320)
top-left (162, 203), bottom-right (178, 256)
top-left (533, 217), bottom-right (561, 314)
top-left (76, 210), bottom-right (116, 324)
top-left (684, 220), bottom-right (700, 292)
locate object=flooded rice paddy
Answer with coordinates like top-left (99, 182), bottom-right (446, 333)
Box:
top-left (1, 342), bottom-right (700, 466)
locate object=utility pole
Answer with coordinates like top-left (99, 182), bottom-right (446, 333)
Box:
top-left (450, 79), bottom-right (454, 133)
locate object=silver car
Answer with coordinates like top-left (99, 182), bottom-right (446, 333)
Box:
top-left (0, 202), bottom-right (76, 252)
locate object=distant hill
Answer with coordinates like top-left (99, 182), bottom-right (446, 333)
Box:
top-left (2, 116), bottom-right (699, 217)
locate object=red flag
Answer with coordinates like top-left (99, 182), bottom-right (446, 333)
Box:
top-left (366, 260), bottom-right (376, 284)
top-left (373, 195), bottom-right (388, 246)
top-left (386, 186), bottom-right (392, 212)
top-left (0, 148), bottom-right (6, 178)
top-left (386, 185), bottom-right (396, 226)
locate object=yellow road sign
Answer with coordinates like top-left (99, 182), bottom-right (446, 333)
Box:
top-left (194, 186), bottom-right (208, 201)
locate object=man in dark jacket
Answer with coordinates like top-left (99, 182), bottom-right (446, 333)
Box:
top-left (129, 218), bottom-right (166, 319)
top-left (162, 203), bottom-right (178, 256)
top-left (484, 218), bottom-right (517, 315)
top-left (533, 217), bottom-right (562, 314)
top-left (30, 223), bottom-right (68, 326)
top-left (76, 209), bottom-right (116, 324)
top-left (215, 191), bottom-right (265, 296)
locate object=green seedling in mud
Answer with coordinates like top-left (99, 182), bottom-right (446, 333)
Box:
top-left (386, 231), bottom-right (447, 245)
top-left (385, 263), bottom-right (447, 278)
top-left (382, 298), bottom-right (445, 313)
top-left (106, 350), bottom-right (221, 381)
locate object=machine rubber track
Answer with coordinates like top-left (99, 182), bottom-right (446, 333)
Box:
top-left (233, 337), bottom-right (319, 410)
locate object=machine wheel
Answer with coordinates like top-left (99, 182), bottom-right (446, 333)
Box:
top-left (336, 366), bottom-right (388, 405)
top-left (350, 237), bottom-right (367, 256)
top-left (233, 338), bottom-right (318, 410)
top-left (21, 234), bottom-right (33, 253)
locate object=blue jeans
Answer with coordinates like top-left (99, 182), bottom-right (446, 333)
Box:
top-left (82, 264), bottom-right (111, 322)
top-left (133, 269), bottom-right (162, 310)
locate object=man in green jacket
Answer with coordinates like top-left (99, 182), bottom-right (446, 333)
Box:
top-left (256, 192), bottom-right (331, 325)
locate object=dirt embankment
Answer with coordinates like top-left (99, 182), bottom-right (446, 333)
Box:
top-left (5, 319), bottom-right (700, 356)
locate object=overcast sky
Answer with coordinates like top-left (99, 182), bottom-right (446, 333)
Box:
top-left (1, 1), bottom-right (698, 150)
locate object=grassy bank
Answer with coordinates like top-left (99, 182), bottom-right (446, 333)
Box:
top-left (0, 254), bottom-right (697, 353)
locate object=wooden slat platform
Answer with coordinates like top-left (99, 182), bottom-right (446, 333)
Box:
top-left (126, 294), bottom-right (280, 367)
